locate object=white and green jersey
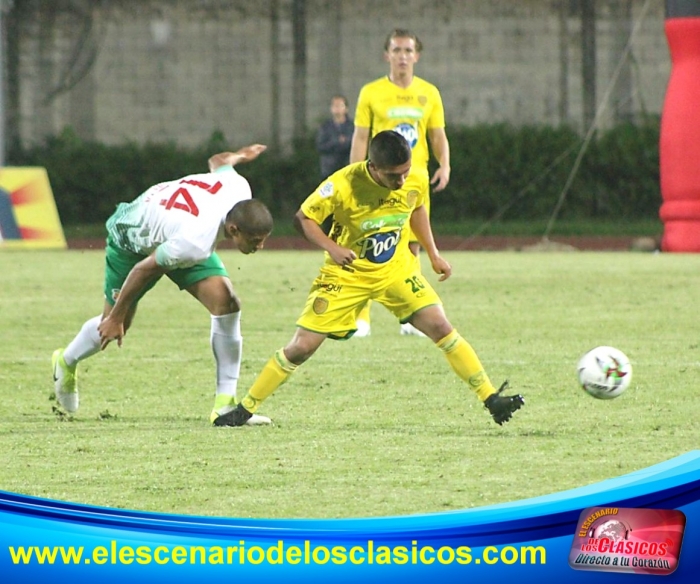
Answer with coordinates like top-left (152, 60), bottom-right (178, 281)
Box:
top-left (106, 166), bottom-right (251, 269)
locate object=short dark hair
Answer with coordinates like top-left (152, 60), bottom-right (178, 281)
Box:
top-left (227, 199), bottom-right (273, 235)
top-left (368, 131), bottom-right (411, 168)
top-left (331, 94), bottom-right (348, 107)
top-left (384, 28), bottom-right (423, 52)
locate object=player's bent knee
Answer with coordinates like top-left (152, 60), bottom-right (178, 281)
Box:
top-left (224, 294), bottom-right (242, 314)
top-left (285, 331), bottom-right (325, 365)
top-left (284, 343), bottom-right (315, 365)
top-left (434, 322), bottom-right (455, 340)
top-left (209, 297), bottom-right (240, 316)
top-left (188, 276), bottom-right (240, 315)
top-left (431, 314), bottom-right (454, 336)
top-left (411, 313), bottom-right (452, 341)
top-left (212, 289), bottom-right (241, 315)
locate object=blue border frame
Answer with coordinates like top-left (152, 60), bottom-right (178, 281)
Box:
top-left (2, 451), bottom-right (699, 582)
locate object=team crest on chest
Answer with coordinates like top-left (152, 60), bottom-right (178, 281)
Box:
top-left (407, 190), bottom-right (419, 207)
top-left (418, 95), bottom-right (427, 106)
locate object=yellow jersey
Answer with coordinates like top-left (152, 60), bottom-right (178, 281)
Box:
top-left (354, 76), bottom-right (445, 170)
top-left (300, 161), bottom-right (428, 278)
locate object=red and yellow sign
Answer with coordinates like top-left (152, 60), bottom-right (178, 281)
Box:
top-left (0, 167), bottom-right (66, 249)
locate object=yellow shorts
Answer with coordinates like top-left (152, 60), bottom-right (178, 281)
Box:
top-left (296, 263), bottom-right (442, 339)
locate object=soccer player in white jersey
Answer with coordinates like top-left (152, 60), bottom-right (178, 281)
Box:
top-left (52, 144), bottom-right (274, 426)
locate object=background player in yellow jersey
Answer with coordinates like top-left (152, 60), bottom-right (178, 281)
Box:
top-left (213, 131), bottom-right (524, 428)
top-left (350, 28), bottom-right (451, 337)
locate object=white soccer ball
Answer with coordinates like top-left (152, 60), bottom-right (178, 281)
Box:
top-left (577, 346), bottom-right (632, 400)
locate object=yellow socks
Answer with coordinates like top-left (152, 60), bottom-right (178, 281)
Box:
top-left (437, 330), bottom-right (496, 402)
top-left (239, 332), bottom-right (495, 412)
top-left (240, 349), bottom-right (298, 413)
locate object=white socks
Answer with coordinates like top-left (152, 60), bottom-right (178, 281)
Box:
top-left (210, 312), bottom-right (242, 400)
top-left (61, 313), bottom-right (243, 402)
top-left (63, 315), bottom-right (102, 366)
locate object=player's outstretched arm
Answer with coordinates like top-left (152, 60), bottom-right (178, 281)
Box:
top-left (208, 145), bottom-right (267, 172)
top-left (428, 127), bottom-right (451, 192)
top-left (293, 210), bottom-right (357, 267)
top-left (409, 205), bottom-right (452, 281)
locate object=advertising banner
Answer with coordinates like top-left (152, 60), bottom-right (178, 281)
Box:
top-left (0, 167), bottom-right (67, 250)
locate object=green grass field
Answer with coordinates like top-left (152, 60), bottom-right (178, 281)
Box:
top-left (0, 249), bottom-right (697, 519)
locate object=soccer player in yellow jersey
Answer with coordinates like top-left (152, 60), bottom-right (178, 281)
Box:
top-left (213, 131), bottom-right (524, 428)
top-left (350, 28), bottom-right (451, 337)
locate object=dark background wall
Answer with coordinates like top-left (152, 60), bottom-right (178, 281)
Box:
top-left (1, 0), bottom-right (668, 150)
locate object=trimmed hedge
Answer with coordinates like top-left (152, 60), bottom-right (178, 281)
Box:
top-left (433, 121), bottom-right (660, 222)
top-left (7, 120), bottom-right (661, 227)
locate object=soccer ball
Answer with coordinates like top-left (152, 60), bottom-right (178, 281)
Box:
top-left (577, 346), bottom-right (632, 400)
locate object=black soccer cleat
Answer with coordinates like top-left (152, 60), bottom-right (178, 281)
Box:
top-left (484, 380), bottom-right (524, 425)
top-left (212, 403), bottom-right (253, 427)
